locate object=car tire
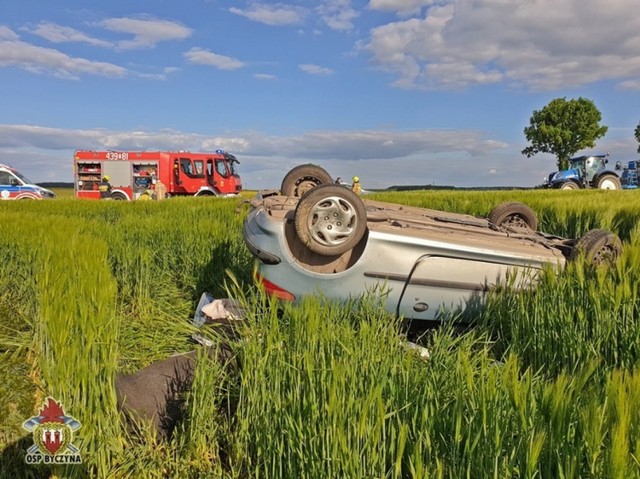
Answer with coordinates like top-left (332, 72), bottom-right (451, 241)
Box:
top-left (597, 175), bottom-right (621, 190)
top-left (569, 229), bottom-right (622, 266)
top-left (111, 192), bottom-right (127, 201)
top-left (294, 184), bottom-right (367, 256)
top-left (281, 164), bottom-right (333, 197)
top-left (488, 202), bottom-right (538, 231)
top-left (560, 182), bottom-right (580, 190)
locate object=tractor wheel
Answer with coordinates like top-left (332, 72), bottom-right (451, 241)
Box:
top-left (281, 164), bottom-right (333, 197)
top-left (294, 184), bottom-right (367, 256)
top-left (597, 175), bottom-right (621, 190)
top-left (488, 202), bottom-right (538, 231)
top-left (569, 229), bottom-right (622, 267)
top-left (560, 182), bottom-right (580, 190)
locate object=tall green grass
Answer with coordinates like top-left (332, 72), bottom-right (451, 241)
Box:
top-left (0, 212), bottom-right (124, 477)
top-left (476, 254), bottom-right (640, 377)
top-left (34, 222), bottom-right (123, 478)
top-left (0, 197), bottom-right (252, 476)
top-left (226, 290), bottom-right (640, 478)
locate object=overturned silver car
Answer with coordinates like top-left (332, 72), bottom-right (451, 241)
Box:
top-left (243, 165), bottom-right (622, 321)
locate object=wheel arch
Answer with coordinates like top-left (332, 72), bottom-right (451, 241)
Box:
top-left (110, 189), bottom-right (131, 201)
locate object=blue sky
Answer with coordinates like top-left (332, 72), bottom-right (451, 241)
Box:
top-left (1, 0), bottom-right (640, 189)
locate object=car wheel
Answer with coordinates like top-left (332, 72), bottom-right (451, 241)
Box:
top-left (111, 192), bottom-right (127, 201)
top-left (294, 184), bottom-right (367, 256)
top-left (560, 182), bottom-right (580, 190)
top-left (488, 202), bottom-right (538, 231)
top-left (281, 164), bottom-right (333, 197)
top-left (569, 229), bottom-right (622, 266)
top-left (597, 175), bottom-right (621, 190)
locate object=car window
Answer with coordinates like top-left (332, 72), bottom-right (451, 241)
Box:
top-left (0, 171), bottom-right (15, 186)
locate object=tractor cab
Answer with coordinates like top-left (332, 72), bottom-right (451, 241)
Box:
top-left (569, 155), bottom-right (607, 182)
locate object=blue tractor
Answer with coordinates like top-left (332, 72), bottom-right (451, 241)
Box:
top-left (546, 154), bottom-right (622, 190)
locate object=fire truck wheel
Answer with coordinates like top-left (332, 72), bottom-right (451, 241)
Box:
top-left (111, 192), bottom-right (127, 201)
top-left (569, 229), bottom-right (622, 266)
top-left (281, 164), bottom-right (333, 197)
top-left (294, 184), bottom-right (367, 256)
top-left (488, 202), bottom-right (538, 231)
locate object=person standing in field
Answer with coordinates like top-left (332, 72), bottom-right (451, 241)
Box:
top-left (351, 176), bottom-right (362, 195)
top-left (155, 179), bottom-right (167, 200)
top-left (99, 175), bottom-right (112, 199)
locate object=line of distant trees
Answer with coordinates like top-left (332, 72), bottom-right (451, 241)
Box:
top-left (38, 182), bottom-right (73, 188)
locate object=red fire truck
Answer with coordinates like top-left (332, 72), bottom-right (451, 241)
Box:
top-left (74, 150), bottom-right (242, 200)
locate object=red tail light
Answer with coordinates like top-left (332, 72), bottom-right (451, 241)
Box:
top-left (254, 273), bottom-right (296, 301)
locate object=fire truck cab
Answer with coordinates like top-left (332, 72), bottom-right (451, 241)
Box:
top-left (0, 163), bottom-right (56, 200)
top-left (74, 150), bottom-right (242, 200)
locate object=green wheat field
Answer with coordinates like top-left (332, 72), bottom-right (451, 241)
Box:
top-left (2, 188), bottom-right (640, 478)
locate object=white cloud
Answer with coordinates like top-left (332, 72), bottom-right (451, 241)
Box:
top-left (229, 2), bottom-right (307, 26)
top-left (619, 79), bottom-right (640, 90)
top-left (254, 73), bottom-right (276, 80)
top-left (0, 40), bottom-right (127, 79)
top-left (184, 48), bottom-right (245, 70)
top-left (136, 66), bottom-right (180, 80)
top-left (100, 16), bottom-right (192, 49)
top-left (299, 63), bottom-right (334, 75)
top-left (368, 0), bottom-right (435, 16)
top-left (316, 0), bottom-right (359, 31)
top-left (365, 0), bottom-right (640, 91)
top-left (31, 22), bottom-right (111, 47)
top-left (0, 25), bottom-right (19, 41)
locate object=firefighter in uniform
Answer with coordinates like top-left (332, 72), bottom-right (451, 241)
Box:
top-left (138, 189), bottom-right (154, 201)
top-left (98, 175), bottom-right (112, 199)
top-left (155, 179), bottom-right (167, 200)
top-left (351, 176), bottom-right (362, 195)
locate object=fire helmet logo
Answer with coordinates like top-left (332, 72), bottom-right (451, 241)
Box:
top-left (22, 397), bottom-right (82, 464)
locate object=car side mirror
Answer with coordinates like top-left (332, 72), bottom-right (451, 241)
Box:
top-left (615, 161), bottom-right (622, 170)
